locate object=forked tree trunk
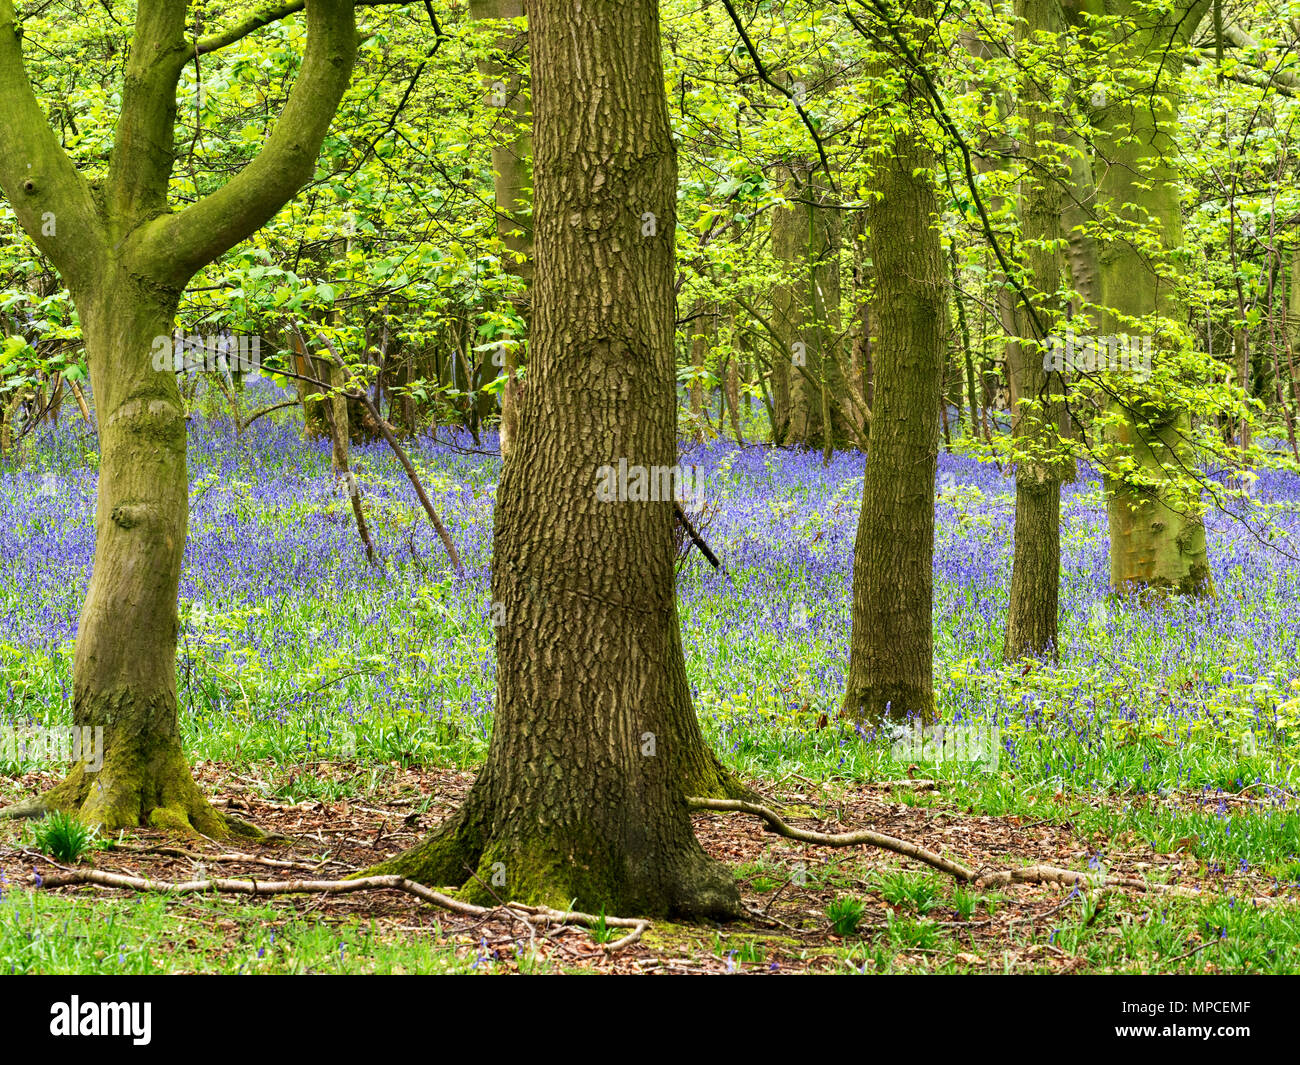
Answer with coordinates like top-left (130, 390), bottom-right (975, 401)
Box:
top-left (9, 274), bottom-right (235, 831)
top-left (368, 0), bottom-right (745, 918)
top-left (841, 46), bottom-right (945, 725)
top-left (0, 0), bottom-right (360, 830)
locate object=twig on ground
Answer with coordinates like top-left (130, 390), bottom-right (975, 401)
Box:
top-left (32, 869), bottom-right (650, 952)
top-left (101, 843), bottom-right (328, 871)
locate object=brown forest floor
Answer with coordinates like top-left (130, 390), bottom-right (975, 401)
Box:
top-left (1, 763), bottom-right (1291, 974)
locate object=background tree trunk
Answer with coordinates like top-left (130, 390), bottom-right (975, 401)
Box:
top-left (841, 37), bottom-right (944, 725)
top-left (1004, 0), bottom-right (1072, 661)
top-left (1091, 0), bottom-right (1213, 596)
top-left (471, 0), bottom-right (533, 462)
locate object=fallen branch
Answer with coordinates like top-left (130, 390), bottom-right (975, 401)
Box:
top-left (101, 844), bottom-right (328, 871)
top-left (33, 869), bottom-right (649, 952)
top-left (314, 332), bottom-right (464, 576)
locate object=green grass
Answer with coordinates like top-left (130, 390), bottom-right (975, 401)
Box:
top-left (0, 891), bottom-right (546, 975)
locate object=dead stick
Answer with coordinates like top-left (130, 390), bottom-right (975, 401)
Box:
top-left (102, 844), bottom-right (324, 871)
top-left (675, 502), bottom-right (724, 571)
top-left (34, 869), bottom-right (649, 952)
top-left (314, 333), bottom-right (464, 576)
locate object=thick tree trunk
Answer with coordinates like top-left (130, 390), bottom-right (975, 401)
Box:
top-left (1091, 0), bottom-right (1212, 596)
top-left (0, 0), bottom-right (359, 830)
top-left (841, 75), bottom-right (944, 725)
top-left (368, 0), bottom-right (745, 918)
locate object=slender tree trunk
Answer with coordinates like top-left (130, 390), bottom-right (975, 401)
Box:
top-left (689, 300), bottom-right (710, 441)
top-left (769, 163), bottom-right (803, 443)
top-left (772, 166), bottom-right (847, 451)
top-left (368, 0), bottom-right (745, 917)
top-left (842, 45), bottom-right (944, 725)
top-left (471, 0), bottom-right (533, 462)
top-left (850, 210), bottom-right (873, 429)
top-left (726, 325), bottom-right (746, 446)
top-left (1004, 0), bottom-right (1072, 661)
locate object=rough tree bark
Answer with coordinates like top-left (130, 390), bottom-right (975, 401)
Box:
top-left (366, 0), bottom-right (746, 918)
top-left (841, 26), bottom-right (945, 725)
top-left (0, 0), bottom-right (359, 831)
top-left (1004, 0), bottom-right (1074, 660)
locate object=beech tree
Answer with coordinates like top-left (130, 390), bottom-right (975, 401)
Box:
top-left (0, 0), bottom-right (361, 831)
top-left (1088, 0), bottom-right (1214, 596)
top-left (1003, 0), bottom-right (1073, 660)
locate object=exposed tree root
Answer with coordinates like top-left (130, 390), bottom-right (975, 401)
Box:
top-left (687, 797), bottom-right (974, 880)
top-left (0, 759), bottom-right (262, 841)
top-left (358, 796), bottom-right (741, 920)
top-left (687, 797), bottom-right (1283, 907)
top-left (19, 793), bottom-right (1275, 952)
top-left (32, 869), bottom-right (650, 952)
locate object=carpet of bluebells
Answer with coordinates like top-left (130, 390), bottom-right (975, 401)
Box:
top-left (3, 381), bottom-right (1300, 874)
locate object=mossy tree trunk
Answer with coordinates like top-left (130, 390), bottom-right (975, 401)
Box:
top-left (841, 34), bottom-right (945, 725)
top-left (368, 0), bottom-right (744, 919)
top-left (1089, 0), bottom-right (1213, 596)
top-left (0, 0), bottom-right (359, 831)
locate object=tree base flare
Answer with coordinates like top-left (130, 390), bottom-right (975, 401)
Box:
top-left (0, 750), bottom-right (260, 839)
top-left (359, 793), bottom-right (742, 921)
